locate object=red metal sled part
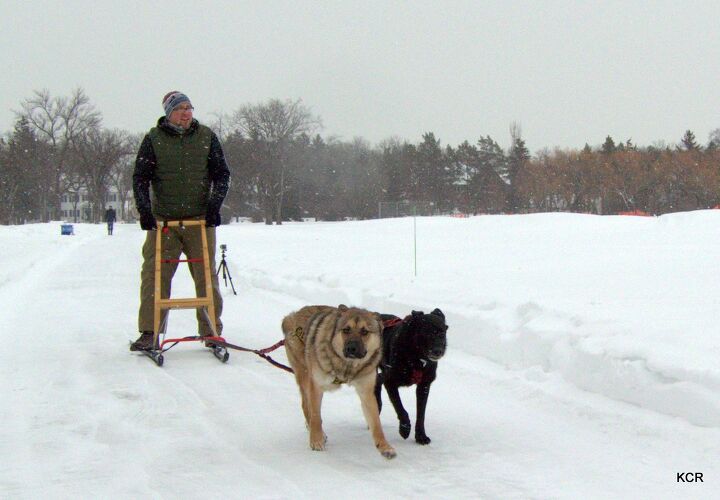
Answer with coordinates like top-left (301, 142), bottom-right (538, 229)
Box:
top-left (160, 335), bottom-right (226, 349)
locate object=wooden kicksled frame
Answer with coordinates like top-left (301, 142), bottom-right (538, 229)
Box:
top-left (144, 219), bottom-right (228, 366)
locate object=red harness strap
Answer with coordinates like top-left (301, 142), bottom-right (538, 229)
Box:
top-left (205, 338), bottom-right (294, 373)
top-left (383, 317), bottom-right (404, 328)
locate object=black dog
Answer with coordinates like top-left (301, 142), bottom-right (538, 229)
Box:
top-left (374, 309), bottom-right (448, 445)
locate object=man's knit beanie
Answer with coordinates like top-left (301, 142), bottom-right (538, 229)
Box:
top-left (162, 91), bottom-right (191, 117)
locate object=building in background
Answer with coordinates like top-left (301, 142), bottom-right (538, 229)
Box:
top-left (60, 187), bottom-right (133, 222)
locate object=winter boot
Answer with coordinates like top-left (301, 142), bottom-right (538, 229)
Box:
top-left (199, 333), bottom-right (217, 348)
top-left (130, 331), bottom-right (156, 351)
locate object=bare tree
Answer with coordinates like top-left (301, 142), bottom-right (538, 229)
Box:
top-left (17, 88), bottom-right (101, 221)
top-left (110, 132), bottom-right (144, 221)
top-left (64, 176), bottom-right (86, 223)
top-left (72, 128), bottom-right (129, 222)
top-left (708, 128), bottom-right (720, 149)
top-left (231, 99), bottom-right (321, 224)
top-left (207, 112), bottom-right (233, 141)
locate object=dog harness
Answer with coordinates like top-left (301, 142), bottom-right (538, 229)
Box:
top-left (382, 316), bottom-right (433, 385)
top-left (293, 326), bottom-right (305, 342)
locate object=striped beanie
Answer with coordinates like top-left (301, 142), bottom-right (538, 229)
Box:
top-left (162, 91), bottom-right (191, 117)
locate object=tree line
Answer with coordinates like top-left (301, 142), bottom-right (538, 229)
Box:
top-left (1, 88), bottom-right (719, 225)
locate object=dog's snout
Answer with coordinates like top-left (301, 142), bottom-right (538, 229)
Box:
top-left (344, 340), bottom-right (366, 359)
top-left (428, 343), bottom-right (446, 360)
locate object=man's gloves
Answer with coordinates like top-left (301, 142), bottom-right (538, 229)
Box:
top-left (139, 212), bottom-right (157, 231)
top-left (205, 209), bottom-right (221, 227)
top-left (139, 210), bottom-right (220, 230)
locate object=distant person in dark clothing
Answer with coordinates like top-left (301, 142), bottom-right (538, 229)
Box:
top-left (105, 207), bottom-right (117, 235)
top-left (130, 91), bottom-right (230, 351)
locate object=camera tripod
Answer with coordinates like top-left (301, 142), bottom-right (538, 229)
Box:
top-left (216, 244), bottom-right (237, 295)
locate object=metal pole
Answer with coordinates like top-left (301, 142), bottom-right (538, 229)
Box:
top-left (413, 205), bottom-right (417, 277)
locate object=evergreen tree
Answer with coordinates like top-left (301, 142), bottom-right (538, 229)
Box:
top-left (415, 132), bottom-right (451, 211)
top-left (477, 135), bottom-right (508, 179)
top-left (4, 117), bottom-right (48, 223)
top-left (601, 136), bottom-right (616, 154)
top-left (379, 138), bottom-right (412, 202)
top-left (453, 140), bottom-right (480, 213)
top-left (681, 130), bottom-right (700, 151)
top-left (507, 133), bottom-right (530, 212)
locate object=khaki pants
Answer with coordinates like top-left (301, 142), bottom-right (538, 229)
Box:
top-left (138, 225), bottom-right (223, 335)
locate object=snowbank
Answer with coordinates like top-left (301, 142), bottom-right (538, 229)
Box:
top-left (228, 211), bottom-right (720, 427)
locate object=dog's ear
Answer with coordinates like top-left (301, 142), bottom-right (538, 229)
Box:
top-left (430, 308), bottom-right (445, 320)
top-left (374, 313), bottom-right (384, 333)
top-left (337, 304), bottom-right (349, 312)
top-left (411, 310), bottom-right (424, 317)
top-left (429, 308), bottom-right (448, 331)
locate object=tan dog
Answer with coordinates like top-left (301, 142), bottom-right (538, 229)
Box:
top-left (282, 305), bottom-right (396, 459)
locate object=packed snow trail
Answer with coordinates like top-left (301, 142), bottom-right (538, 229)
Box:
top-left (0, 219), bottom-right (718, 499)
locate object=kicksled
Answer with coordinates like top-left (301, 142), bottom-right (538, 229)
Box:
top-left (133, 219), bottom-right (291, 371)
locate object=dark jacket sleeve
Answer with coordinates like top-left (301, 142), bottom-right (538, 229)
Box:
top-left (133, 134), bottom-right (155, 216)
top-left (206, 132), bottom-right (231, 211)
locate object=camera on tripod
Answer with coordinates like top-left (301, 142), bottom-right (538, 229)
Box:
top-left (216, 243), bottom-right (236, 295)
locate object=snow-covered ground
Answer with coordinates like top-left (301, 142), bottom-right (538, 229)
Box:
top-left (1, 212), bottom-right (719, 499)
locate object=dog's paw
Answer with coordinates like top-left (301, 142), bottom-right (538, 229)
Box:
top-left (399, 422), bottom-right (411, 439)
top-left (310, 439), bottom-right (326, 451)
top-left (309, 432), bottom-right (328, 451)
top-left (415, 434), bottom-right (431, 445)
top-left (378, 444), bottom-right (397, 459)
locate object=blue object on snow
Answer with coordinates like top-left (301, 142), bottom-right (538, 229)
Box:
top-left (61, 224), bottom-right (74, 235)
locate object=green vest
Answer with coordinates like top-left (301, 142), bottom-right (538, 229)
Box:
top-left (148, 123), bottom-right (212, 219)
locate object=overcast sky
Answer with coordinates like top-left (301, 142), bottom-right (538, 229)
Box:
top-left (2, 0), bottom-right (719, 151)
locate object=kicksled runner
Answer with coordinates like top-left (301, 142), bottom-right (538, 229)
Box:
top-left (139, 335), bottom-right (230, 367)
top-left (133, 219), bottom-right (290, 371)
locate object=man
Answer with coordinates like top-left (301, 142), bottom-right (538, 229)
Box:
top-left (130, 91), bottom-right (230, 351)
top-left (105, 206), bottom-right (117, 235)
